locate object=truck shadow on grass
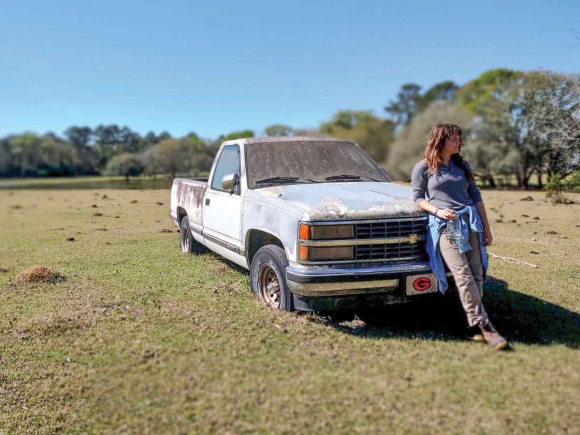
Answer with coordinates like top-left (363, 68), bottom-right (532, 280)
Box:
top-left (207, 252), bottom-right (579, 348)
top-left (327, 276), bottom-right (580, 348)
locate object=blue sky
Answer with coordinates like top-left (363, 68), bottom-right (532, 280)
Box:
top-left (1, 0), bottom-right (578, 140)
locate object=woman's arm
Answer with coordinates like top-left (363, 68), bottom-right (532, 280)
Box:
top-left (416, 200), bottom-right (457, 220)
top-left (475, 200), bottom-right (493, 246)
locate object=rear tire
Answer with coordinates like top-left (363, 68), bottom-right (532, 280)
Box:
top-left (250, 245), bottom-right (294, 311)
top-left (179, 216), bottom-right (205, 254)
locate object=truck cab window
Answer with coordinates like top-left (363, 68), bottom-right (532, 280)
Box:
top-left (211, 145), bottom-right (240, 192)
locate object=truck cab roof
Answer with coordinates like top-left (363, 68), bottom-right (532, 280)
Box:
top-left (221, 136), bottom-right (355, 147)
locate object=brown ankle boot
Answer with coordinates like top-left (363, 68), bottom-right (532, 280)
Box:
top-left (478, 321), bottom-right (508, 350)
top-left (466, 325), bottom-right (484, 342)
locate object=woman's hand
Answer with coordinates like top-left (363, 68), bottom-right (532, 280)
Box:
top-left (437, 208), bottom-right (457, 220)
top-left (483, 227), bottom-right (493, 246)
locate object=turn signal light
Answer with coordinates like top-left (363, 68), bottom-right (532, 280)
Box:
top-left (299, 224), bottom-right (310, 240)
top-left (299, 246), bottom-right (309, 261)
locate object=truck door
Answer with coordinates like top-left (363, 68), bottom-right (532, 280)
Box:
top-left (203, 145), bottom-right (244, 259)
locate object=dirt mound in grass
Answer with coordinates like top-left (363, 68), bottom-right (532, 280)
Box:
top-left (12, 265), bottom-right (64, 285)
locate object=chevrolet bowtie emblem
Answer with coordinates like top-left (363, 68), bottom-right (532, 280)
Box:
top-left (408, 234), bottom-right (418, 244)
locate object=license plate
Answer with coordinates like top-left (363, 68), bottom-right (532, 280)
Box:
top-left (406, 274), bottom-right (438, 296)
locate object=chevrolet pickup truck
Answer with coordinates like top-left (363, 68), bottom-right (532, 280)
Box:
top-left (170, 137), bottom-right (437, 312)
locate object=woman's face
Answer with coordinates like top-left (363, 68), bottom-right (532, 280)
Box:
top-left (443, 133), bottom-right (461, 155)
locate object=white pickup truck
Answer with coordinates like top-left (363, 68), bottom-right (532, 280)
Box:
top-left (170, 137), bottom-right (437, 312)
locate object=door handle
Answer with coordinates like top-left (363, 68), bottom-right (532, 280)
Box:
top-left (205, 198), bottom-right (210, 206)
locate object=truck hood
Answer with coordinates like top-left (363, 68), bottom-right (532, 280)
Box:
top-left (252, 182), bottom-right (426, 221)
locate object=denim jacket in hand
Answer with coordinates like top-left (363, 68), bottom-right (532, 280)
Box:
top-left (425, 205), bottom-right (488, 294)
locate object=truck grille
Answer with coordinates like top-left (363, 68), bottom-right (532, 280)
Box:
top-left (355, 219), bottom-right (427, 239)
top-left (355, 218), bottom-right (427, 262)
top-left (301, 217), bottom-right (429, 264)
top-left (355, 242), bottom-right (426, 261)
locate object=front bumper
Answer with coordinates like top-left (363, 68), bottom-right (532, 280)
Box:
top-left (285, 261), bottom-right (432, 297)
top-left (286, 261), bottom-right (435, 312)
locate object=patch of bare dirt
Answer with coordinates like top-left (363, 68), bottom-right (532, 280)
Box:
top-left (212, 282), bottom-right (245, 295)
top-left (12, 265), bottom-right (65, 285)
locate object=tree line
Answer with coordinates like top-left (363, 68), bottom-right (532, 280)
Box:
top-left (0, 127), bottom-right (254, 180)
top-left (1, 68), bottom-right (578, 189)
top-left (384, 69), bottom-right (580, 189)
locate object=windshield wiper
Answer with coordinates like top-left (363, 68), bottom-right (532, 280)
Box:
top-left (325, 174), bottom-right (383, 182)
top-left (255, 176), bottom-right (320, 185)
top-left (325, 174), bottom-right (362, 181)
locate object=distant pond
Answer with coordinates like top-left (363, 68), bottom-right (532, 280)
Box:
top-left (0, 177), bottom-right (178, 190)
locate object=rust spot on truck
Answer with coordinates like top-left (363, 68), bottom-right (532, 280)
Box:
top-left (175, 182), bottom-right (204, 208)
top-left (174, 179), bottom-right (207, 225)
top-left (191, 185), bottom-right (206, 209)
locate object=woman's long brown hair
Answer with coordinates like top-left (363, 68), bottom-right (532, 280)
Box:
top-left (423, 123), bottom-right (474, 183)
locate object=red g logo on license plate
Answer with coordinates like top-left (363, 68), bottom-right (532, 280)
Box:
top-left (413, 277), bottom-right (431, 291)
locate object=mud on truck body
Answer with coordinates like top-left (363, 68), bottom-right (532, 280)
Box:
top-left (170, 137), bottom-right (438, 312)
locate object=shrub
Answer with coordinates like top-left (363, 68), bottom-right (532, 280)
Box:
top-left (545, 174), bottom-right (567, 203)
top-left (564, 170), bottom-right (580, 192)
top-left (104, 153), bottom-right (144, 180)
top-left (545, 173), bottom-right (579, 203)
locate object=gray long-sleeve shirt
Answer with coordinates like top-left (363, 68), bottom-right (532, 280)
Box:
top-left (411, 159), bottom-right (482, 210)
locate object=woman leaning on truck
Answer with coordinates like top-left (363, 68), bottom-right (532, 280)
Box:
top-left (411, 123), bottom-right (508, 350)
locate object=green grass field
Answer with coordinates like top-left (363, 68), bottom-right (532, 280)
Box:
top-left (1, 187), bottom-right (579, 434)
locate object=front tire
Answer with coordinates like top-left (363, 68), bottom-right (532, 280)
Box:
top-left (179, 216), bottom-right (205, 254)
top-left (250, 245), bottom-right (294, 311)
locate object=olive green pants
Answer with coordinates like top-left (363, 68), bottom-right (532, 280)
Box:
top-left (439, 225), bottom-right (487, 327)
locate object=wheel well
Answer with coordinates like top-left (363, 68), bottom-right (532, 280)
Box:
top-left (246, 230), bottom-right (285, 265)
top-left (177, 207), bottom-right (187, 224)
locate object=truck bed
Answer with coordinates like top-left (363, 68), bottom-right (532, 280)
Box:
top-left (170, 178), bottom-right (208, 228)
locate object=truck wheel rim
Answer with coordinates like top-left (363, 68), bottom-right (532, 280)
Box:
top-left (258, 265), bottom-right (280, 309)
top-left (181, 227), bottom-right (190, 252)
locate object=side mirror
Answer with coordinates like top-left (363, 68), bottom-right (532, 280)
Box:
top-left (221, 173), bottom-right (239, 192)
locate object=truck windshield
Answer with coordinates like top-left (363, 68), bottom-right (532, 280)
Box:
top-left (246, 140), bottom-right (390, 189)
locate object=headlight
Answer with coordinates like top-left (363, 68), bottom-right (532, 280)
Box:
top-left (310, 225), bottom-right (354, 240)
top-left (310, 246), bottom-right (354, 261)
top-left (298, 223), bottom-right (355, 262)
